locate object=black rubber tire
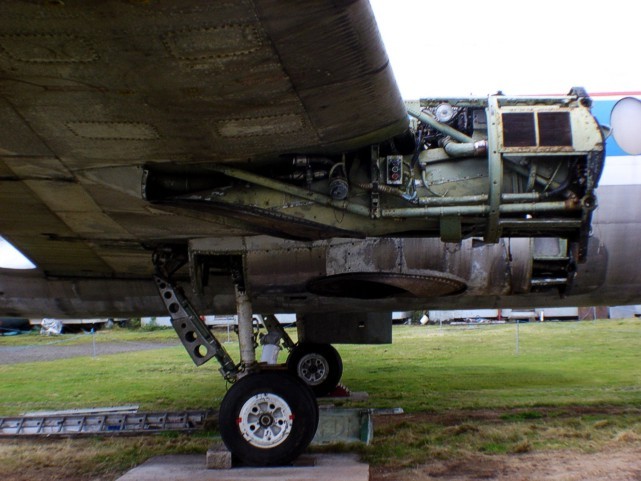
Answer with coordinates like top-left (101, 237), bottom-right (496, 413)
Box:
top-left (287, 343), bottom-right (343, 397)
top-left (219, 371), bottom-right (318, 467)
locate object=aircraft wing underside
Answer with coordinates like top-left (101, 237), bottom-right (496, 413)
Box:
top-left (0, 0), bottom-right (610, 321)
top-left (0, 0), bottom-right (408, 278)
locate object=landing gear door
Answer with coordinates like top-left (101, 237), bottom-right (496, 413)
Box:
top-left (297, 311), bottom-right (392, 344)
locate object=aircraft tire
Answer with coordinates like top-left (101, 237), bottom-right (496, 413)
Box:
top-left (219, 371), bottom-right (318, 466)
top-left (287, 343), bottom-right (343, 397)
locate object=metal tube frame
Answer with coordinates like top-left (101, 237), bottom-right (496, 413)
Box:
top-left (381, 200), bottom-right (577, 218)
top-left (407, 106), bottom-right (475, 143)
top-left (211, 165), bottom-right (576, 219)
top-left (208, 165), bottom-right (370, 217)
top-left (418, 192), bottom-right (542, 206)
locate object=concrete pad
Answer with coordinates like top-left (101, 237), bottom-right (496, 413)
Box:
top-left (206, 447), bottom-right (232, 469)
top-left (116, 453), bottom-right (369, 481)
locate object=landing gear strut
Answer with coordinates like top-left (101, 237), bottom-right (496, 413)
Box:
top-left (152, 248), bottom-right (318, 466)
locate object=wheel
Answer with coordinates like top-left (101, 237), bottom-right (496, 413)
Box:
top-left (218, 371), bottom-right (318, 466)
top-left (287, 343), bottom-right (343, 397)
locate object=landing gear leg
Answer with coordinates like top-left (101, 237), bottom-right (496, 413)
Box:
top-left (226, 271), bottom-right (318, 465)
top-left (235, 285), bottom-right (257, 372)
top-left (153, 248), bottom-right (318, 466)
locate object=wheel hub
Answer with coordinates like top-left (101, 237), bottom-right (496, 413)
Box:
top-left (259, 414), bottom-right (273, 427)
top-left (298, 353), bottom-right (329, 386)
top-left (237, 393), bottom-right (293, 448)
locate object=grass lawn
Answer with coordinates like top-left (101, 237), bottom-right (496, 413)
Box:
top-left (1, 319), bottom-right (640, 479)
top-left (341, 320), bottom-right (641, 411)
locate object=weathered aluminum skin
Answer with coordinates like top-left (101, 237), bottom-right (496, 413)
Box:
top-left (2, 183), bottom-right (636, 319)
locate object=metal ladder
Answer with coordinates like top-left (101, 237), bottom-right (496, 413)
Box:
top-left (0, 409), bottom-right (209, 436)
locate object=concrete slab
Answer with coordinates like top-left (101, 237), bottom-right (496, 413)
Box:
top-left (206, 447), bottom-right (232, 469)
top-left (116, 453), bottom-right (369, 481)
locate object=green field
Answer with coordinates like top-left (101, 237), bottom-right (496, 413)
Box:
top-left (1, 320), bottom-right (641, 479)
top-left (342, 320), bottom-right (641, 411)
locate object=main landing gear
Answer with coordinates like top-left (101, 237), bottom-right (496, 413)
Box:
top-left (258, 314), bottom-right (344, 397)
top-left (287, 343), bottom-right (343, 397)
top-left (152, 249), bottom-right (319, 466)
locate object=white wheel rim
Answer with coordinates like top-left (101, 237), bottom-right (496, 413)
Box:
top-left (297, 353), bottom-right (329, 386)
top-left (237, 393), bottom-right (293, 448)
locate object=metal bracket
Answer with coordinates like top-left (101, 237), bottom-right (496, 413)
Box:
top-left (440, 216), bottom-right (462, 243)
top-left (370, 145), bottom-right (381, 219)
top-left (262, 314), bottom-right (296, 351)
top-left (154, 275), bottom-right (239, 381)
top-left (485, 95), bottom-right (503, 243)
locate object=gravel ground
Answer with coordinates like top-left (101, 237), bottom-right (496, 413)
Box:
top-left (0, 341), bottom-right (180, 364)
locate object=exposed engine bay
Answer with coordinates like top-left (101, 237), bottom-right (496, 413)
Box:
top-left (143, 89), bottom-right (604, 255)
